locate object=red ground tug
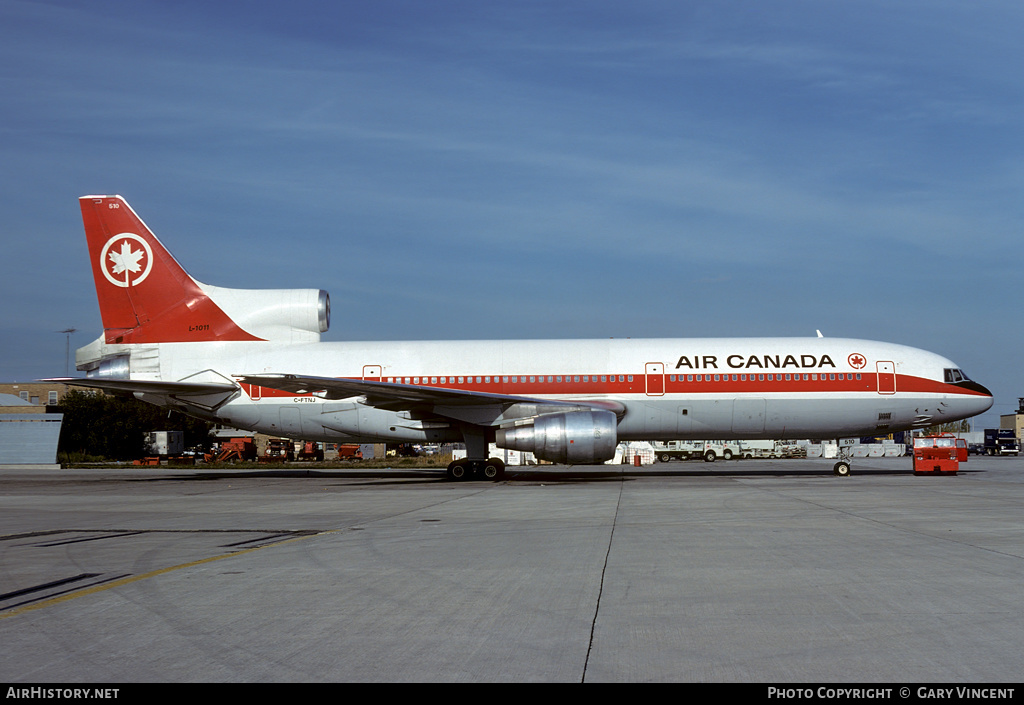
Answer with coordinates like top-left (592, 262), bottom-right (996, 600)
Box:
top-left (912, 433), bottom-right (967, 475)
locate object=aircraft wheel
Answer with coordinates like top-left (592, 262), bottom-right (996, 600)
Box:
top-left (833, 461), bottom-right (851, 477)
top-left (483, 458), bottom-right (505, 481)
top-left (703, 450), bottom-right (716, 463)
top-left (447, 460), bottom-right (467, 481)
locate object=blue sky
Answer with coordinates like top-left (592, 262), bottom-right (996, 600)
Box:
top-left (1, 0), bottom-right (1021, 428)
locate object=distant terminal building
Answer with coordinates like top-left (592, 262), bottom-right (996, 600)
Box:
top-left (1001, 398), bottom-right (1024, 441)
top-left (0, 384), bottom-right (71, 468)
top-left (0, 382), bottom-right (72, 411)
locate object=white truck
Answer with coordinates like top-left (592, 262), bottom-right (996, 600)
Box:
top-left (146, 430), bottom-right (184, 457)
top-left (735, 440), bottom-right (783, 459)
top-left (652, 440), bottom-right (742, 462)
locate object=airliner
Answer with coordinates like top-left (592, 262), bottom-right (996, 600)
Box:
top-left (51, 195), bottom-right (994, 480)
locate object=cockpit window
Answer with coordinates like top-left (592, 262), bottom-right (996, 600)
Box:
top-left (944, 368), bottom-right (971, 383)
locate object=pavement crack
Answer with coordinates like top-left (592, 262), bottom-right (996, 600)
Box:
top-left (582, 476), bottom-right (624, 683)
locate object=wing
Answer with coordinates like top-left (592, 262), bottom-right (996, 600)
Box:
top-left (238, 373), bottom-right (625, 425)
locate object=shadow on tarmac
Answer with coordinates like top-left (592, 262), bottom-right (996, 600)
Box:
top-left (112, 462), bottom-right (952, 486)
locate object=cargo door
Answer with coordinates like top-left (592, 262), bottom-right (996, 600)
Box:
top-left (645, 362), bottom-right (665, 396)
top-left (279, 407), bottom-right (303, 438)
top-left (876, 361), bottom-right (896, 395)
top-left (732, 398), bottom-right (766, 434)
top-left (363, 365), bottom-right (382, 381)
top-left (676, 405), bottom-right (692, 435)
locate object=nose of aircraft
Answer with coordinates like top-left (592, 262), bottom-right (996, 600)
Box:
top-left (957, 380), bottom-right (994, 416)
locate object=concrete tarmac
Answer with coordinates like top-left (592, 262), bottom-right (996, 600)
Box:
top-left (1, 456), bottom-right (1023, 683)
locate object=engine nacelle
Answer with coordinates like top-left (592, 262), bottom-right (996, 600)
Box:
top-left (201, 285), bottom-right (330, 342)
top-left (496, 409), bottom-right (618, 464)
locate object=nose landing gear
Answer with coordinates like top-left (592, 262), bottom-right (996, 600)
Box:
top-left (833, 439), bottom-right (853, 476)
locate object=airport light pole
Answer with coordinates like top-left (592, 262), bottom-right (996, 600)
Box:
top-left (58, 328), bottom-right (77, 376)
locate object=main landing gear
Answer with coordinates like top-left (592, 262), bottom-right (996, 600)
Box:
top-left (446, 457), bottom-right (506, 482)
top-left (448, 427), bottom-right (505, 481)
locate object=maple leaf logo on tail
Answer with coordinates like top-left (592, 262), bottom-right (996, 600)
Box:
top-left (99, 233), bottom-right (153, 288)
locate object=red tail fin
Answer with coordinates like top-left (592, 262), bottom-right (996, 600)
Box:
top-left (80, 195), bottom-right (262, 344)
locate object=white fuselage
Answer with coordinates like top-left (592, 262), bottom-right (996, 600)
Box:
top-left (128, 335), bottom-right (992, 445)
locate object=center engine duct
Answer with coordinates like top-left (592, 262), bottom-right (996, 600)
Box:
top-left (199, 285), bottom-right (330, 342)
top-left (496, 409), bottom-right (618, 464)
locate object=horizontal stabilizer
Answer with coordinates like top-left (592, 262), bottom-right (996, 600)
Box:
top-left (42, 377), bottom-right (238, 397)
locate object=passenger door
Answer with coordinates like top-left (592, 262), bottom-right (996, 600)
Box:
top-left (876, 361), bottom-right (896, 395)
top-left (645, 362), bottom-right (665, 396)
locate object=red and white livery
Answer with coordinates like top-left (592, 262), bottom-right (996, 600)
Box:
top-left (58, 195), bottom-right (993, 479)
